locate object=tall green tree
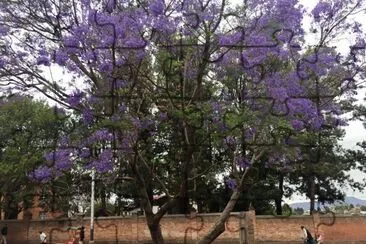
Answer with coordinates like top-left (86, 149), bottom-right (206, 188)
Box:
top-left (0, 95), bottom-right (66, 219)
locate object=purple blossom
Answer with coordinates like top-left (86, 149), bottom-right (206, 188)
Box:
top-left (210, 101), bottom-right (222, 112)
top-left (245, 128), bottom-right (257, 141)
top-left (66, 90), bottom-right (84, 107)
top-left (118, 103), bottom-right (127, 113)
top-left (55, 159), bottom-right (72, 170)
top-left (226, 178), bottom-right (237, 190)
top-left (85, 51), bottom-right (97, 62)
top-left (116, 59), bottom-right (125, 66)
top-left (121, 137), bottom-right (132, 152)
top-left (82, 108), bottom-right (94, 125)
top-left (99, 62), bottom-right (113, 73)
top-left (333, 118), bottom-right (348, 127)
top-left (36, 56), bottom-right (50, 66)
top-left (31, 166), bottom-right (52, 182)
top-left (141, 119), bottom-right (154, 129)
top-left (291, 119), bottom-right (304, 131)
top-left (329, 105), bottom-right (342, 116)
top-left (101, 36), bottom-right (115, 47)
top-left (149, 0), bottom-right (165, 16)
top-left (308, 116), bottom-right (324, 130)
top-left (45, 149), bottom-right (73, 170)
top-left (353, 22), bottom-right (362, 33)
top-left (59, 136), bottom-right (68, 146)
top-left (158, 112), bottom-right (168, 121)
top-left (224, 136), bottom-right (237, 147)
top-left (81, 0), bottom-right (91, 6)
top-left (105, 0), bottom-right (116, 13)
top-left (219, 32), bottom-right (243, 46)
top-left (80, 148), bottom-right (91, 158)
top-left (63, 36), bottom-right (80, 48)
top-left (269, 87), bottom-right (288, 102)
top-left (124, 39), bottom-right (146, 49)
top-left (95, 149), bottom-right (114, 173)
top-left (115, 80), bottom-right (128, 89)
top-left (93, 129), bottom-right (114, 141)
top-left (0, 26), bottom-right (9, 35)
top-left (131, 116), bottom-right (141, 128)
top-left (312, 1), bottom-right (332, 22)
top-left (237, 157), bottom-right (251, 168)
top-left (17, 51), bottom-right (28, 61)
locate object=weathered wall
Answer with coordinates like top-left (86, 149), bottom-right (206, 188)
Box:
top-left (255, 214), bottom-right (366, 243)
top-left (1, 212), bottom-right (366, 243)
top-left (0, 212), bottom-right (254, 244)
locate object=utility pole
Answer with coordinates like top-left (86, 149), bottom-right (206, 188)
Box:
top-left (90, 168), bottom-right (95, 243)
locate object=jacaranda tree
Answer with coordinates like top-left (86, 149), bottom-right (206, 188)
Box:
top-left (1, 0), bottom-right (366, 243)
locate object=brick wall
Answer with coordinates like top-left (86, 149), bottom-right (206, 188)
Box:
top-left (1, 212), bottom-right (366, 243)
top-left (256, 214), bottom-right (366, 243)
top-left (0, 212), bottom-right (253, 243)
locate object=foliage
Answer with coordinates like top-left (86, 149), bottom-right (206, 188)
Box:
top-left (293, 207), bottom-right (304, 215)
top-left (0, 95), bottom-right (66, 219)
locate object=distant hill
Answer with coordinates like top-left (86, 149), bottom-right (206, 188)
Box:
top-left (289, 197), bottom-right (366, 210)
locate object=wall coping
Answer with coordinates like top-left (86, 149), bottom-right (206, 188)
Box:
top-left (0, 212), bottom-right (365, 223)
top-left (0, 211), bottom-right (253, 223)
top-left (256, 214), bottom-right (366, 219)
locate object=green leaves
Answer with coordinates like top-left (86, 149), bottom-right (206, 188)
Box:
top-left (0, 96), bottom-right (67, 218)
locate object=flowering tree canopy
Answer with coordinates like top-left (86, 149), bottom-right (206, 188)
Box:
top-left (1, 0), bottom-right (366, 243)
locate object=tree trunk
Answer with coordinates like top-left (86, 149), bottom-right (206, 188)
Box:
top-left (115, 194), bottom-right (122, 215)
top-left (3, 193), bottom-right (18, 219)
top-left (309, 177), bottom-right (316, 213)
top-left (130, 154), bottom-right (169, 244)
top-left (275, 173), bottom-right (284, 215)
top-left (275, 198), bottom-right (282, 215)
top-left (148, 222), bottom-right (165, 244)
top-left (198, 189), bottom-right (241, 244)
top-left (0, 192), bottom-right (2, 220)
top-left (101, 186), bottom-right (107, 212)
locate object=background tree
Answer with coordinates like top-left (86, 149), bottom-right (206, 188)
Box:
top-left (0, 95), bottom-right (67, 219)
top-left (293, 207), bottom-right (304, 215)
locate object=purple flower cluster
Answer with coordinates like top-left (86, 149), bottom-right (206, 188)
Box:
top-left (290, 119), bottom-right (305, 131)
top-left (82, 108), bottom-right (94, 125)
top-left (36, 55), bottom-right (50, 66)
top-left (226, 178), bottom-right (237, 190)
top-left (312, 1), bottom-right (333, 22)
top-left (93, 149), bottom-right (114, 173)
top-left (237, 157), bottom-right (252, 168)
top-left (0, 25), bottom-right (9, 36)
top-left (149, 0), bottom-right (164, 16)
top-left (45, 148), bottom-right (73, 170)
top-left (54, 50), bottom-right (68, 65)
top-left (224, 136), bottom-right (237, 147)
top-left (84, 129), bottom-right (114, 145)
top-left (31, 166), bottom-right (52, 182)
top-left (66, 90), bottom-right (84, 107)
top-left (0, 58), bottom-right (5, 69)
